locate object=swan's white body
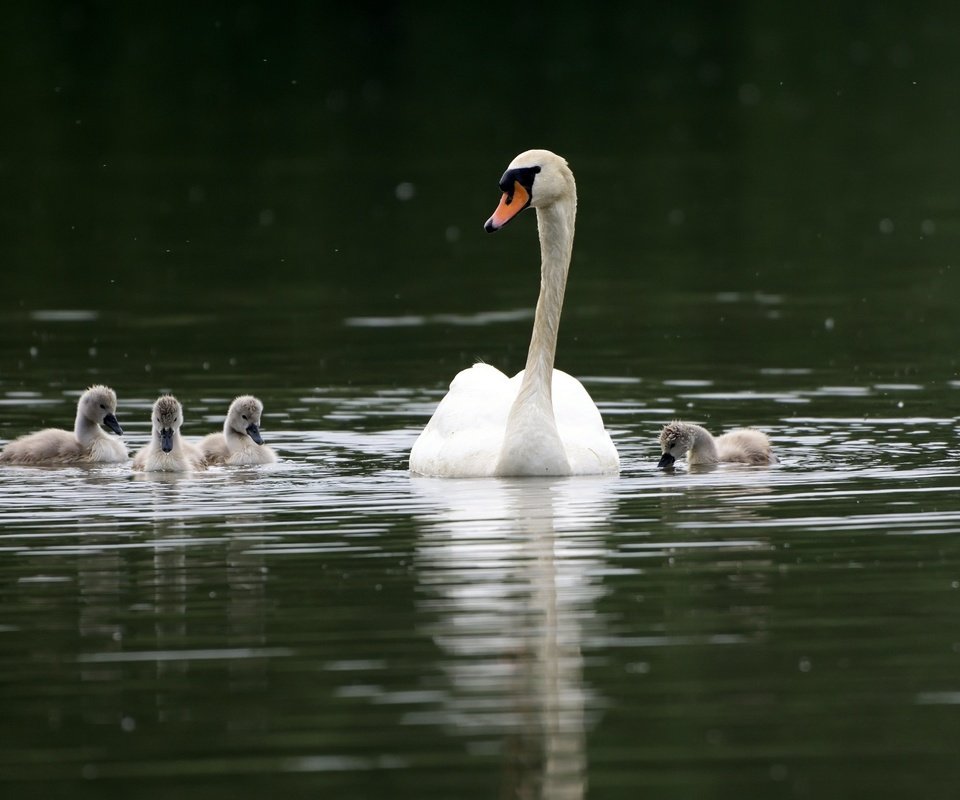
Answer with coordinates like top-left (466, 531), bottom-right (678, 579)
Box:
top-left (133, 396), bottom-right (206, 473)
top-left (658, 421), bottom-right (776, 468)
top-left (411, 363), bottom-right (615, 477)
top-left (409, 149), bottom-right (619, 478)
top-left (0, 385), bottom-right (127, 466)
top-left (198, 395), bottom-right (277, 466)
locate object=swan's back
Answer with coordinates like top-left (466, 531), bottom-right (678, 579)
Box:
top-left (199, 431), bottom-right (276, 466)
top-left (409, 363), bottom-right (619, 477)
top-left (0, 429), bottom-right (84, 465)
top-left (0, 427), bottom-right (126, 465)
top-left (198, 432), bottom-right (231, 465)
top-left (410, 364), bottom-right (514, 478)
top-left (549, 370), bottom-right (619, 474)
top-left (182, 440), bottom-right (207, 470)
top-left (716, 428), bottom-right (775, 465)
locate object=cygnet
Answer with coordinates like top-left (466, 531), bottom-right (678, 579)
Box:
top-left (198, 395), bottom-right (277, 466)
top-left (0, 385), bottom-right (126, 466)
top-left (133, 395), bottom-right (206, 472)
top-left (658, 421), bottom-right (775, 468)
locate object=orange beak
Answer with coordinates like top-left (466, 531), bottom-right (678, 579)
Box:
top-left (484, 181), bottom-right (530, 232)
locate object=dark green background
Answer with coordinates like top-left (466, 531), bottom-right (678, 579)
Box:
top-left (2, 4), bottom-right (960, 799)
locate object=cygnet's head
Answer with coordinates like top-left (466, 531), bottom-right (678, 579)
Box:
top-left (226, 395), bottom-right (265, 445)
top-left (658, 421), bottom-right (695, 469)
top-left (79, 385), bottom-right (123, 435)
top-left (152, 395), bottom-right (183, 453)
top-left (484, 149), bottom-right (575, 232)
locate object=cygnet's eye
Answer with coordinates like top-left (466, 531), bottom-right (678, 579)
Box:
top-left (100, 404), bottom-right (106, 410)
top-left (242, 414), bottom-right (248, 420)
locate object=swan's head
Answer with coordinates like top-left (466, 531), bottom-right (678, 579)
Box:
top-left (484, 149), bottom-right (574, 233)
top-left (658, 421), bottom-right (694, 469)
top-left (79, 385), bottom-right (123, 436)
top-left (226, 395), bottom-right (265, 445)
top-left (152, 395), bottom-right (183, 453)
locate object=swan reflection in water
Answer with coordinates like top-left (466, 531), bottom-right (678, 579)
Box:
top-left (412, 476), bottom-right (617, 799)
top-left (75, 477), bottom-right (272, 726)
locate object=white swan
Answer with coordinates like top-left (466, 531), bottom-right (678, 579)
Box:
top-left (658, 421), bottom-right (776, 468)
top-left (0, 385), bottom-right (127, 466)
top-left (133, 395), bottom-right (206, 472)
top-left (409, 149), bottom-right (619, 478)
top-left (198, 395), bottom-right (277, 466)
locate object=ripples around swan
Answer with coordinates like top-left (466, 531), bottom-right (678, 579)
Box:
top-left (2, 376), bottom-right (960, 797)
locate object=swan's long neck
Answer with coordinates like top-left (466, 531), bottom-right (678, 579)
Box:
top-left (496, 189), bottom-right (576, 476)
top-left (224, 422), bottom-right (249, 453)
top-left (224, 418), bottom-right (239, 442)
top-left (74, 412), bottom-right (103, 446)
top-left (688, 425), bottom-right (720, 465)
top-left (522, 197), bottom-right (576, 395)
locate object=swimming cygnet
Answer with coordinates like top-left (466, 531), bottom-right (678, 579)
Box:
top-left (198, 395), bottom-right (277, 466)
top-left (658, 421), bottom-right (776, 468)
top-left (0, 384), bottom-right (127, 466)
top-left (133, 395), bottom-right (206, 472)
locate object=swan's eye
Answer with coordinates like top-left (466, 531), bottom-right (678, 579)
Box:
top-left (242, 414), bottom-right (248, 420)
top-left (498, 166), bottom-right (541, 199)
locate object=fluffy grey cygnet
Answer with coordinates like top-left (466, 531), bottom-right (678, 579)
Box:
top-left (0, 385), bottom-right (126, 466)
top-left (198, 395), bottom-right (277, 466)
top-left (658, 421), bottom-right (775, 468)
top-left (133, 395), bottom-right (206, 472)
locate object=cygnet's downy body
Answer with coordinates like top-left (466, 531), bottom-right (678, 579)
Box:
top-left (133, 395), bottom-right (206, 472)
top-left (198, 395), bottom-right (277, 466)
top-left (0, 385), bottom-right (127, 466)
top-left (658, 421), bottom-right (775, 468)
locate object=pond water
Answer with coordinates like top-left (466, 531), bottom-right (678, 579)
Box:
top-left (3, 5), bottom-right (960, 799)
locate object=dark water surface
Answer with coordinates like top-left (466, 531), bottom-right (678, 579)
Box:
top-left (3, 4), bottom-right (960, 799)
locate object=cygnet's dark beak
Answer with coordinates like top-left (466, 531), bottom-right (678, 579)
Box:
top-left (160, 428), bottom-right (174, 453)
top-left (657, 452), bottom-right (676, 469)
top-left (103, 413), bottom-right (123, 436)
top-left (245, 423), bottom-right (264, 445)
